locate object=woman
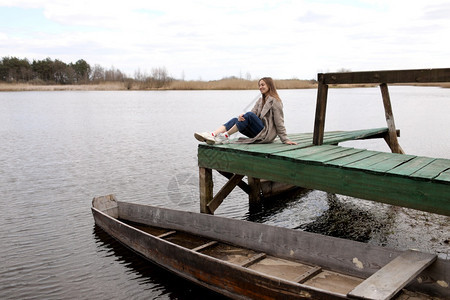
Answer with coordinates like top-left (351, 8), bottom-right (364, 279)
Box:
top-left (194, 77), bottom-right (297, 145)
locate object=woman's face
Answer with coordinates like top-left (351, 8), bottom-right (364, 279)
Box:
top-left (259, 80), bottom-right (269, 95)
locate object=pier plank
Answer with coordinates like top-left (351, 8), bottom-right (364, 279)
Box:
top-left (327, 150), bottom-right (379, 167)
top-left (359, 153), bottom-right (416, 173)
top-left (345, 152), bottom-right (393, 169)
top-left (410, 158), bottom-right (450, 179)
top-left (298, 147), bottom-right (363, 163)
top-left (435, 168), bottom-right (450, 183)
top-left (387, 156), bottom-right (435, 176)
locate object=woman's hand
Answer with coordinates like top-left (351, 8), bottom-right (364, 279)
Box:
top-left (238, 114), bottom-right (245, 122)
top-left (285, 140), bottom-right (297, 145)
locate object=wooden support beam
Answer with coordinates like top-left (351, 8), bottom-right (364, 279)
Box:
top-left (321, 68), bottom-right (450, 85)
top-left (199, 167), bottom-right (213, 214)
top-left (248, 177), bottom-right (262, 204)
top-left (313, 80), bottom-right (329, 145)
top-left (218, 171), bottom-right (251, 194)
top-left (380, 83), bottom-right (405, 154)
top-left (207, 174), bottom-right (245, 214)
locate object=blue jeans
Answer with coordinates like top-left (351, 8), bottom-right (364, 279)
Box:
top-left (223, 112), bottom-right (264, 138)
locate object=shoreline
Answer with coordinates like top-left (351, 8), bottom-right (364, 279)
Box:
top-left (1, 81), bottom-right (449, 92)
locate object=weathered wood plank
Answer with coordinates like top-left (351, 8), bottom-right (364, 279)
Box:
top-left (326, 150), bottom-right (379, 167)
top-left (218, 171), bottom-right (251, 194)
top-left (348, 250), bottom-right (437, 300)
top-left (411, 158), bottom-right (450, 179)
top-left (435, 168), bottom-right (450, 183)
top-left (207, 174), bottom-right (245, 214)
top-left (298, 147), bottom-right (362, 163)
top-left (345, 153), bottom-right (393, 170)
top-left (387, 156), bottom-right (435, 176)
top-left (294, 266), bottom-right (322, 283)
top-left (320, 68), bottom-right (450, 84)
top-left (247, 177), bottom-right (261, 204)
top-left (319, 148), bottom-right (367, 163)
top-left (199, 167), bottom-right (213, 214)
top-left (361, 153), bottom-right (415, 173)
top-left (380, 83), bottom-right (404, 154)
top-left (278, 145), bottom-right (337, 160)
top-left (192, 241), bottom-right (219, 252)
top-left (157, 230), bottom-right (176, 238)
top-left (240, 252), bottom-right (267, 268)
top-left (313, 81), bottom-right (329, 145)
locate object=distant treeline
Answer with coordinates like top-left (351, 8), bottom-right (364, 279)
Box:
top-left (0, 56), bottom-right (322, 90)
top-left (0, 56), bottom-right (172, 88)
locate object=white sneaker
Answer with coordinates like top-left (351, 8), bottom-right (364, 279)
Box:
top-left (194, 132), bottom-right (216, 144)
top-left (214, 133), bottom-right (229, 144)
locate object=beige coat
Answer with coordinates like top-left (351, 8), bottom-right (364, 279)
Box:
top-left (237, 96), bottom-right (289, 144)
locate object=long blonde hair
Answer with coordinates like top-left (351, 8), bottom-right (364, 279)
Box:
top-left (259, 77), bottom-right (281, 102)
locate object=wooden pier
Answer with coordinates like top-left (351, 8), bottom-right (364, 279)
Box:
top-left (197, 68), bottom-right (450, 216)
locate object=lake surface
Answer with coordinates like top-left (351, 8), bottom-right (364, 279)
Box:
top-left (0, 87), bottom-right (449, 299)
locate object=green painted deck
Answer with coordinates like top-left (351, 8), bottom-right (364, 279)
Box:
top-left (197, 128), bottom-right (450, 216)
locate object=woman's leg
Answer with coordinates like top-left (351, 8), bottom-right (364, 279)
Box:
top-left (212, 125), bottom-right (227, 136)
top-left (236, 112), bottom-right (264, 138)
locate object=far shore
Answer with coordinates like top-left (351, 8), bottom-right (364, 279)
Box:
top-left (1, 79), bottom-right (449, 92)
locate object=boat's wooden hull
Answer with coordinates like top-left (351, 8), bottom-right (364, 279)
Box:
top-left (91, 195), bottom-right (449, 299)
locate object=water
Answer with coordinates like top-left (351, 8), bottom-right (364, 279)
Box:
top-left (0, 87), bottom-right (449, 299)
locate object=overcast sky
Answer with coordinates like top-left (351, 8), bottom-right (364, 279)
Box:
top-left (1, 0), bottom-right (449, 81)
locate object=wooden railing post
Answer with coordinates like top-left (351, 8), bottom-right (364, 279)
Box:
top-left (313, 77), bottom-right (329, 145)
top-left (380, 83), bottom-right (405, 154)
top-left (199, 167), bottom-right (213, 214)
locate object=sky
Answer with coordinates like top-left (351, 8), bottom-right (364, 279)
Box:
top-left (0, 0), bottom-right (449, 81)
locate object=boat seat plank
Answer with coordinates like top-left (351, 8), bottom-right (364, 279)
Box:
top-left (191, 241), bottom-right (218, 252)
top-left (347, 250), bottom-right (437, 300)
top-left (294, 266), bottom-right (322, 283)
top-left (240, 253), bottom-right (267, 268)
top-left (157, 230), bottom-right (176, 238)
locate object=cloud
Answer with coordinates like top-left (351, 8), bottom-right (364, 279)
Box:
top-left (0, 0), bottom-right (449, 80)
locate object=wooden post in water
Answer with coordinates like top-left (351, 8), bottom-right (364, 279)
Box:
top-left (380, 83), bottom-right (405, 154)
top-left (248, 177), bottom-right (261, 204)
top-left (199, 167), bottom-right (213, 214)
top-left (313, 77), bottom-right (329, 145)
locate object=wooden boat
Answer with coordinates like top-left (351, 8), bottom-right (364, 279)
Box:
top-left (92, 194), bottom-right (449, 299)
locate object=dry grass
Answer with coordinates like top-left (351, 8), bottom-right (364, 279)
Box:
top-left (0, 82), bottom-right (125, 91)
top-left (2, 79), bottom-right (448, 92)
top-left (134, 78), bottom-right (317, 90)
top-left (0, 78), bottom-right (317, 91)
